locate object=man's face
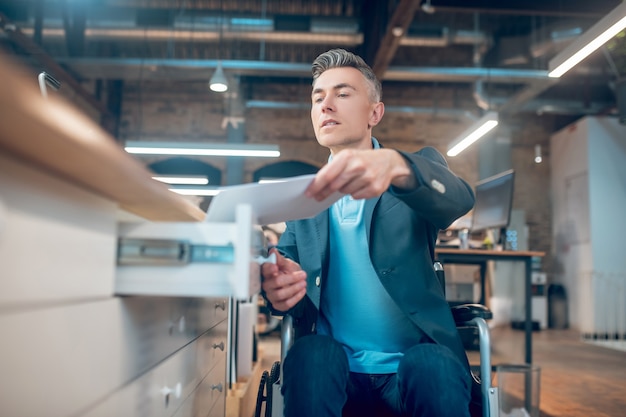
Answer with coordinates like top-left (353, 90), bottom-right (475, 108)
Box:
top-left (311, 67), bottom-right (382, 153)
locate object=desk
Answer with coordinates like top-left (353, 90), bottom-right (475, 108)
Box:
top-left (435, 248), bottom-right (545, 364)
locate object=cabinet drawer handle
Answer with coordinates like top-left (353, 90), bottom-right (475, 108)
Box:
top-left (215, 300), bottom-right (226, 311)
top-left (212, 341), bottom-right (225, 351)
top-left (211, 383), bottom-right (223, 392)
top-left (168, 316), bottom-right (186, 335)
top-left (160, 382), bottom-right (182, 407)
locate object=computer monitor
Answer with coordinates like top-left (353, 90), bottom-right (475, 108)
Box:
top-left (471, 169), bottom-right (515, 232)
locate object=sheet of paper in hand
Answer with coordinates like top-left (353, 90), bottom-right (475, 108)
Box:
top-left (205, 174), bottom-right (343, 225)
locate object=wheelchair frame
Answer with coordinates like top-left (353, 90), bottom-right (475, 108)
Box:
top-left (255, 263), bottom-right (500, 417)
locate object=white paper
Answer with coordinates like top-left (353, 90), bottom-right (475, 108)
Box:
top-left (205, 174), bottom-right (344, 225)
top-left (236, 301), bottom-right (256, 380)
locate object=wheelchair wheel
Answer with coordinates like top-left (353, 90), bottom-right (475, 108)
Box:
top-left (254, 371), bottom-right (270, 417)
top-left (265, 361), bottom-right (281, 417)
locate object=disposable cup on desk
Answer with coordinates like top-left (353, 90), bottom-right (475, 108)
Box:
top-left (496, 364), bottom-right (541, 417)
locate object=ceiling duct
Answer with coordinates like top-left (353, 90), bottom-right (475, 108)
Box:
top-left (18, 13), bottom-right (493, 50)
top-left (20, 25), bottom-right (363, 45)
top-left (472, 79), bottom-right (508, 110)
top-left (18, 13), bottom-right (364, 45)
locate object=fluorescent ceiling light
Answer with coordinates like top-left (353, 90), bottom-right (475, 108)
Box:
top-left (447, 112), bottom-right (498, 157)
top-left (169, 188), bottom-right (221, 196)
top-left (125, 141), bottom-right (280, 158)
top-left (548, 2), bottom-right (626, 78)
top-left (153, 175), bottom-right (209, 185)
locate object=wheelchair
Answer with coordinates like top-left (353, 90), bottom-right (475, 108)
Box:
top-left (255, 262), bottom-right (499, 417)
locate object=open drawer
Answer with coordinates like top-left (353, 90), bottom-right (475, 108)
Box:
top-left (116, 204), bottom-right (264, 300)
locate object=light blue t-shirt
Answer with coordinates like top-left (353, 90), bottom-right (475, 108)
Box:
top-left (317, 138), bottom-right (427, 374)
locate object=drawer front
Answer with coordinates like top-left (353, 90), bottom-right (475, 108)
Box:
top-left (115, 219), bottom-right (262, 300)
top-left (193, 350), bottom-right (228, 416)
top-left (206, 385), bottom-right (226, 417)
top-left (197, 320), bottom-right (229, 377)
top-left (0, 154), bottom-right (117, 308)
top-left (172, 357), bottom-right (227, 417)
top-left (193, 297), bottom-right (229, 333)
top-left (121, 296), bottom-right (229, 373)
top-left (0, 298), bottom-right (228, 417)
top-left (116, 263), bottom-right (261, 300)
top-left (82, 326), bottom-right (226, 417)
top-left (170, 357), bottom-right (227, 417)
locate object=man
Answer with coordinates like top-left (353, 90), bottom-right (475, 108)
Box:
top-left (261, 48), bottom-right (476, 417)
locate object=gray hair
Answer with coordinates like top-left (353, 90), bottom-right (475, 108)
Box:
top-left (311, 48), bottom-right (382, 102)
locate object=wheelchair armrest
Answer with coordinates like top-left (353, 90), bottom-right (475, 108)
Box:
top-left (451, 303), bottom-right (493, 325)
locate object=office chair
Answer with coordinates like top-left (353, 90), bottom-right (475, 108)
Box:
top-left (255, 262), bottom-right (499, 417)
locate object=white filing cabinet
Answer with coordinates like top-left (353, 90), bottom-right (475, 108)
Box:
top-left (0, 55), bottom-right (264, 417)
top-left (0, 153), bottom-right (251, 417)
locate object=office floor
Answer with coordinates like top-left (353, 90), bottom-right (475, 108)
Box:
top-left (257, 325), bottom-right (626, 417)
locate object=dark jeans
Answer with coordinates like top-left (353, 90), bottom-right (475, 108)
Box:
top-left (281, 335), bottom-right (471, 417)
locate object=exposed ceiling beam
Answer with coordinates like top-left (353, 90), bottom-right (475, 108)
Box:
top-left (371, 0), bottom-right (421, 79)
top-left (0, 12), bottom-right (112, 118)
top-left (361, 0), bottom-right (387, 66)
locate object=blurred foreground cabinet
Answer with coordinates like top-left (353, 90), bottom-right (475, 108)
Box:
top-left (0, 55), bottom-right (259, 417)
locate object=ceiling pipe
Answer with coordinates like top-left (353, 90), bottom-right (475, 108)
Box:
top-left (18, 14), bottom-right (488, 48)
top-left (470, 12), bottom-right (501, 111)
top-left (19, 26), bottom-right (363, 45)
top-left (19, 25), bottom-right (488, 47)
top-left (58, 57), bottom-right (552, 83)
top-left (245, 98), bottom-right (616, 118)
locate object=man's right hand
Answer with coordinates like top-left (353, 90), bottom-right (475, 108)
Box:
top-left (261, 249), bottom-right (308, 312)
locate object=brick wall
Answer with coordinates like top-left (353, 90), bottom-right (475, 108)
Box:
top-left (508, 114), bottom-right (556, 272)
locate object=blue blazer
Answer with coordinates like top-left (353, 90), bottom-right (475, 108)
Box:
top-left (274, 146), bottom-right (475, 369)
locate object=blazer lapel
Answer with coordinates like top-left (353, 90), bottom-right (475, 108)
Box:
top-left (314, 208), bottom-right (330, 271)
top-left (364, 195), bottom-right (382, 242)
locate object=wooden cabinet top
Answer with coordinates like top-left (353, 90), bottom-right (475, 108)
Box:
top-left (0, 54), bottom-right (205, 222)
